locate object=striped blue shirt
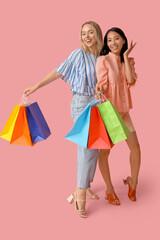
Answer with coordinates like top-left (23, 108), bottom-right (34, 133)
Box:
top-left (55, 49), bottom-right (98, 96)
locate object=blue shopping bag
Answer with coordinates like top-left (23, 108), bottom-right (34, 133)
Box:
top-left (65, 99), bottom-right (101, 148)
top-left (26, 102), bottom-right (51, 143)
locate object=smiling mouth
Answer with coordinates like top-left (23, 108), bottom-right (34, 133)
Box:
top-left (85, 39), bottom-right (92, 44)
top-left (111, 46), bottom-right (118, 50)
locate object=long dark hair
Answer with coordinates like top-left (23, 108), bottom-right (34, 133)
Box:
top-left (100, 27), bottom-right (128, 62)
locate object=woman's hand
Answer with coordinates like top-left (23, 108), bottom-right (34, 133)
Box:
top-left (124, 40), bottom-right (137, 57)
top-left (24, 85), bottom-right (38, 96)
top-left (123, 41), bottom-right (137, 84)
top-left (95, 84), bottom-right (104, 94)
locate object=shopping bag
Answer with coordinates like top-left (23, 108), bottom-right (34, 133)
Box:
top-left (65, 99), bottom-right (101, 148)
top-left (87, 106), bottom-right (113, 149)
top-left (0, 105), bottom-right (20, 141)
top-left (98, 100), bottom-right (130, 144)
top-left (26, 102), bottom-right (51, 143)
top-left (10, 106), bottom-right (34, 146)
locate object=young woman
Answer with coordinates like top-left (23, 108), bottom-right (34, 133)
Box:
top-left (24, 21), bottom-right (103, 218)
top-left (96, 27), bottom-right (141, 205)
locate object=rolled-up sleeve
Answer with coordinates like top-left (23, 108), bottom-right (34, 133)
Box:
top-left (127, 57), bottom-right (138, 87)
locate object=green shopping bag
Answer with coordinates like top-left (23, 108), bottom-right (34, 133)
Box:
top-left (98, 100), bottom-right (130, 144)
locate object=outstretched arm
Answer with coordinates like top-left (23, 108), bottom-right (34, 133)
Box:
top-left (24, 70), bottom-right (63, 96)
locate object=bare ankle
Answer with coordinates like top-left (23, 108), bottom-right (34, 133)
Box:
top-left (76, 188), bottom-right (86, 199)
top-left (106, 186), bottom-right (115, 193)
top-left (129, 177), bottom-right (137, 189)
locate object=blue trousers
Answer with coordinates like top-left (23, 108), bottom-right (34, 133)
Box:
top-left (71, 93), bottom-right (99, 189)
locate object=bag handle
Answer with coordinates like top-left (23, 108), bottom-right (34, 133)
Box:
top-left (19, 94), bottom-right (32, 106)
top-left (96, 91), bottom-right (108, 103)
top-left (89, 98), bottom-right (101, 107)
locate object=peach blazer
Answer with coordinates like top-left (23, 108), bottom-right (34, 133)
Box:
top-left (96, 52), bottom-right (138, 112)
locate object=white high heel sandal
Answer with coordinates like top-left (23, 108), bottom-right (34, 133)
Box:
top-left (67, 193), bottom-right (87, 218)
top-left (86, 188), bottom-right (99, 200)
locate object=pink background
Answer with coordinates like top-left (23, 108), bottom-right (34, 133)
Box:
top-left (0, 0), bottom-right (159, 239)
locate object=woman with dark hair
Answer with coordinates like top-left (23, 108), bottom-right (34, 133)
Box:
top-left (24, 21), bottom-right (103, 218)
top-left (100, 27), bottom-right (128, 61)
top-left (96, 27), bottom-right (141, 205)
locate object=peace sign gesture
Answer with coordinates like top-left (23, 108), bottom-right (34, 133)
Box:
top-left (124, 40), bottom-right (137, 57)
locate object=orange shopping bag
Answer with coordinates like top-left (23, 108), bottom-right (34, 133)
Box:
top-left (87, 106), bottom-right (113, 149)
top-left (10, 106), bottom-right (35, 146)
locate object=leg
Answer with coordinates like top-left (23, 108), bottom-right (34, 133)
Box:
top-left (89, 153), bottom-right (99, 183)
top-left (125, 131), bottom-right (141, 188)
top-left (68, 145), bottom-right (98, 217)
top-left (124, 131), bottom-right (141, 201)
top-left (86, 156), bottom-right (99, 199)
top-left (98, 149), bottom-right (113, 192)
top-left (75, 146), bottom-right (99, 214)
top-left (99, 149), bottom-right (120, 205)
top-left (69, 94), bottom-right (99, 216)
top-left (77, 146), bottom-right (99, 189)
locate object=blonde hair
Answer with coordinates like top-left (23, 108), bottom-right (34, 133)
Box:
top-left (80, 21), bottom-right (103, 56)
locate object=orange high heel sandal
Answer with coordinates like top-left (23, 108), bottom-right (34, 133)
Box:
top-left (123, 177), bottom-right (136, 201)
top-left (105, 192), bottom-right (120, 206)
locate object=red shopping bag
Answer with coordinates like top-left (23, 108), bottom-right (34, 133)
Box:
top-left (87, 106), bottom-right (113, 149)
top-left (10, 106), bottom-right (35, 146)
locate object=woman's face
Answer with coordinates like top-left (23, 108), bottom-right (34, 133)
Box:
top-left (107, 31), bottom-right (125, 56)
top-left (81, 24), bottom-right (97, 51)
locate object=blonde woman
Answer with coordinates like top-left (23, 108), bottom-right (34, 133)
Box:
top-left (24, 21), bottom-right (103, 218)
